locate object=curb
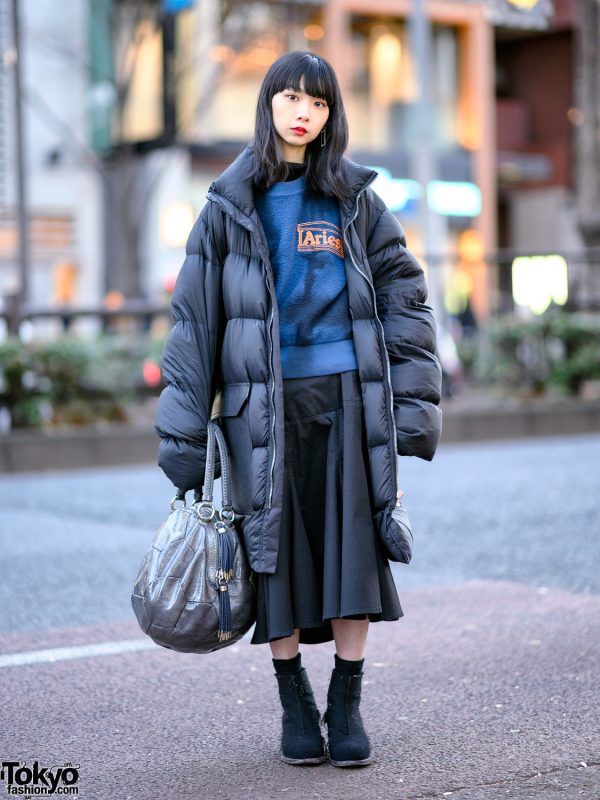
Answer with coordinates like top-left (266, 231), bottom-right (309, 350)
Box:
top-left (0, 426), bottom-right (157, 473)
top-left (1, 399), bottom-right (600, 473)
top-left (441, 397), bottom-right (600, 443)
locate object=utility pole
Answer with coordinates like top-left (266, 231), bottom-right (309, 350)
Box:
top-left (575, 0), bottom-right (600, 249)
top-left (408, 0), bottom-right (446, 325)
top-left (10, 0), bottom-right (29, 312)
top-left (0, 1), bottom-right (7, 220)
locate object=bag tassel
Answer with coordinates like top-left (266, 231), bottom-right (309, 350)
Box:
top-left (217, 529), bottom-right (234, 641)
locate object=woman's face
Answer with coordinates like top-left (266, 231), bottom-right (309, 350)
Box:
top-left (271, 80), bottom-right (330, 163)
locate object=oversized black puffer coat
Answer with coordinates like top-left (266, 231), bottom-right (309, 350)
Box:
top-left (155, 145), bottom-right (442, 574)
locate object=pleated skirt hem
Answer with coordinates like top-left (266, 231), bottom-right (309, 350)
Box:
top-left (256, 607), bottom-right (405, 646)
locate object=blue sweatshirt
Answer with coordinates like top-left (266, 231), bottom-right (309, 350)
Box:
top-left (254, 174), bottom-right (358, 379)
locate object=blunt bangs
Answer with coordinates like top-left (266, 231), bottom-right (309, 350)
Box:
top-left (271, 55), bottom-right (336, 107)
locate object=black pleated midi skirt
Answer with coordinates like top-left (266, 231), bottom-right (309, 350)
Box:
top-left (250, 369), bottom-right (403, 646)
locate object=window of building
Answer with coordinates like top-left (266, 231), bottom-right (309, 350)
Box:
top-left (346, 16), bottom-right (460, 153)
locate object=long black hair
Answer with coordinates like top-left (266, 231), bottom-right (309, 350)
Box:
top-left (248, 51), bottom-right (350, 199)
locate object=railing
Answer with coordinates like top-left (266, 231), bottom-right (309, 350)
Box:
top-left (419, 249), bottom-right (600, 318)
top-left (0, 295), bottom-right (171, 336)
top-left (1, 249), bottom-right (600, 338)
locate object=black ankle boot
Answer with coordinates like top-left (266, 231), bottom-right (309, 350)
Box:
top-left (323, 656), bottom-right (372, 767)
top-left (274, 659), bottom-right (327, 765)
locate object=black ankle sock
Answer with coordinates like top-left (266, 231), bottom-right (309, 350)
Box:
top-left (273, 652), bottom-right (302, 675)
top-left (334, 653), bottom-right (364, 675)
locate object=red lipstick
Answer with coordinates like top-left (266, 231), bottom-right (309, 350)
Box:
top-left (291, 127), bottom-right (307, 135)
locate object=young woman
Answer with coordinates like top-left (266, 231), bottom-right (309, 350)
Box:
top-left (155, 51), bottom-right (442, 767)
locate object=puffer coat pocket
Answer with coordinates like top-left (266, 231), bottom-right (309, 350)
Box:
top-left (211, 383), bottom-right (253, 514)
top-left (210, 383), bottom-right (251, 420)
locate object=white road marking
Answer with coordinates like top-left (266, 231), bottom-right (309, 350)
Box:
top-left (0, 638), bottom-right (159, 668)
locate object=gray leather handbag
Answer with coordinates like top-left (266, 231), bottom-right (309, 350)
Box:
top-left (131, 420), bottom-right (256, 654)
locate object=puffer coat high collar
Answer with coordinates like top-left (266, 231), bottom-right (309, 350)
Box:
top-left (155, 145), bottom-right (442, 574)
top-left (208, 144), bottom-right (376, 217)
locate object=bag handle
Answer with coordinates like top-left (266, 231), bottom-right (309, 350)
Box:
top-left (201, 420), bottom-right (233, 509)
top-left (171, 421), bottom-right (235, 523)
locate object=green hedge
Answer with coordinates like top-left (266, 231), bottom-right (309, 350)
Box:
top-left (4, 311), bottom-right (597, 429)
top-left (473, 311), bottom-right (600, 396)
top-left (0, 333), bottom-right (166, 429)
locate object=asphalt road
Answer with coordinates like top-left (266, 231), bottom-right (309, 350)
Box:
top-left (1, 433), bottom-right (599, 799)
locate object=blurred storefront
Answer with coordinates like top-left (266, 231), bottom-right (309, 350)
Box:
top-left (3, 0), bottom-right (595, 326)
top-left (0, 0), bottom-right (104, 315)
top-left (493, 0), bottom-right (595, 312)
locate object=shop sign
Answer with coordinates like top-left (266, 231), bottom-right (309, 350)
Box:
top-left (164, 0), bottom-right (195, 12)
top-left (486, 0), bottom-right (554, 29)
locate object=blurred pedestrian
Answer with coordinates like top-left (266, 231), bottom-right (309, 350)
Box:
top-left (155, 51), bottom-right (442, 767)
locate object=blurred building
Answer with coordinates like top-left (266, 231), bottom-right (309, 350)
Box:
top-left (0, 0), bottom-right (596, 320)
top-left (494, 0), bottom-right (595, 312)
top-left (0, 0), bottom-right (103, 310)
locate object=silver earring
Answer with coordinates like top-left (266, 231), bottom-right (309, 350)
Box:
top-left (320, 128), bottom-right (327, 147)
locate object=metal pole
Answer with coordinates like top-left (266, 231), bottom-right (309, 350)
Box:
top-left (10, 0), bottom-right (29, 310)
top-left (408, 0), bottom-right (446, 322)
top-left (575, 0), bottom-right (600, 249)
top-left (162, 11), bottom-right (176, 145)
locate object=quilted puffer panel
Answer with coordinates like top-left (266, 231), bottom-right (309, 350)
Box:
top-left (157, 436), bottom-right (210, 494)
top-left (247, 382), bottom-right (269, 447)
top-left (345, 265), bottom-right (375, 320)
top-left (394, 398), bottom-right (442, 461)
top-left (351, 318), bottom-right (384, 381)
top-left (222, 251), bottom-right (268, 320)
top-left (389, 347), bottom-right (442, 403)
top-left (379, 302), bottom-right (437, 353)
top-left (251, 446), bottom-right (269, 510)
top-left (361, 380), bottom-right (389, 447)
top-left (221, 318), bottom-right (268, 384)
top-left (367, 442), bottom-right (394, 508)
top-left (365, 193), bottom-right (426, 300)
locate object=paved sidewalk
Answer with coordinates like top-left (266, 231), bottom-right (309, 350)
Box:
top-left (2, 580), bottom-right (598, 800)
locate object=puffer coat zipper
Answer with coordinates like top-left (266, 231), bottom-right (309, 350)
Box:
top-left (205, 190), bottom-right (278, 511)
top-left (342, 185), bottom-right (399, 504)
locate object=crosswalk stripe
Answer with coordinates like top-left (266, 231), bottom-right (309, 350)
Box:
top-left (0, 638), bottom-right (159, 668)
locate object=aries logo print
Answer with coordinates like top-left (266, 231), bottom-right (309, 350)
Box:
top-left (0, 761), bottom-right (80, 796)
top-left (297, 221), bottom-right (345, 259)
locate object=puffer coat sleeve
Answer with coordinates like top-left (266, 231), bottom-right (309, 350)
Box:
top-left (154, 203), bottom-right (226, 491)
top-left (364, 189), bottom-right (442, 460)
